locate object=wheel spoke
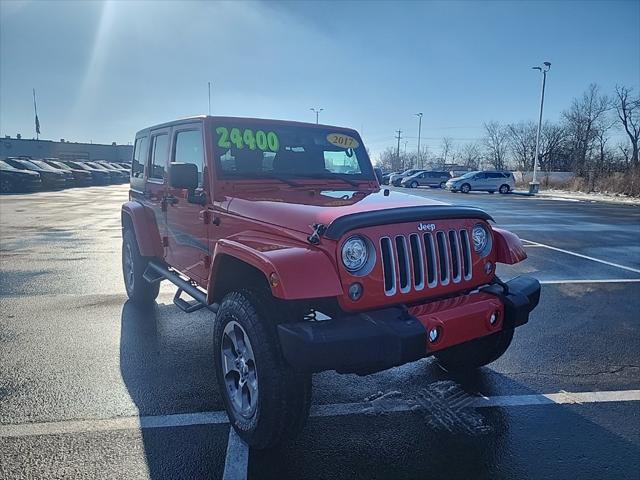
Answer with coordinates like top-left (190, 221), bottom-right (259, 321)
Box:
top-left (235, 382), bottom-right (245, 409)
top-left (246, 374), bottom-right (258, 405)
top-left (222, 351), bottom-right (240, 377)
top-left (219, 320), bottom-right (259, 419)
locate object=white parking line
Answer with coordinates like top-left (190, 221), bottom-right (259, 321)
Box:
top-left (522, 239), bottom-right (640, 274)
top-left (2, 389), bottom-right (639, 439)
top-left (223, 428), bottom-right (249, 480)
top-left (539, 279), bottom-right (640, 284)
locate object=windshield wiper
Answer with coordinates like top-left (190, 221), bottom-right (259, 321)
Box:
top-left (228, 173), bottom-right (302, 187)
top-left (294, 173), bottom-right (362, 188)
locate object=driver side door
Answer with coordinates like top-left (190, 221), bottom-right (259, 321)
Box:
top-left (164, 124), bottom-right (210, 285)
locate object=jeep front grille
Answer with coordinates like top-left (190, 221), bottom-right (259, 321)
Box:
top-left (380, 229), bottom-right (473, 296)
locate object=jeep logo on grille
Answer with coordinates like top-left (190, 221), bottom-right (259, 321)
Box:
top-left (417, 223), bottom-right (436, 232)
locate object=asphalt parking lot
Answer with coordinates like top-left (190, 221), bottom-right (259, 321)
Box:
top-left (1, 184), bottom-right (639, 480)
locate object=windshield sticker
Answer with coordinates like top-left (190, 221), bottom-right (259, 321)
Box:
top-left (326, 133), bottom-right (359, 149)
top-left (216, 127), bottom-right (280, 152)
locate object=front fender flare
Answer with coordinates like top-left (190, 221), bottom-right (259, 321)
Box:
top-left (493, 227), bottom-right (527, 264)
top-left (121, 201), bottom-right (163, 258)
top-left (207, 238), bottom-right (343, 302)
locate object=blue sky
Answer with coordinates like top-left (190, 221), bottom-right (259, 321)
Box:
top-left (1, 0), bottom-right (638, 159)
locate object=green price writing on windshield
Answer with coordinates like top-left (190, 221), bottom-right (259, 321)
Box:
top-left (216, 127), bottom-right (280, 152)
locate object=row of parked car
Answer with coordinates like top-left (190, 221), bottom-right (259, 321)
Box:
top-left (381, 168), bottom-right (516, 194)
top-left (0, 157), bottom-right (131, 193)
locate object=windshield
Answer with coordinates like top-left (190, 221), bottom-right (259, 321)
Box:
top-left (31, 160), bottom-right (57, 171)
top-left (87, 162), bottom-right (107, 170)
top-left (15, 159), bottom-right (40, 170)
top-left (214, 122), bottom-right (374, 183)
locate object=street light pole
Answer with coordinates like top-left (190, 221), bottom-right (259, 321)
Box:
top-left (531, 62), bottom-right (551, 193)
top-left (415, 113), bottom-right (423, 168)
top-left (310, 107), bottom-right (323, 124)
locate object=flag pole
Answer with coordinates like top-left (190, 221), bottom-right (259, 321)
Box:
top-left (32, 88), bottom-right (40, 140)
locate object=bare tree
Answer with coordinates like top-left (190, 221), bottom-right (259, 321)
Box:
top-left (614, 85), bottom-right (640, 167)
top-left (441, 137), bottom-right (453, 166)
top-left (507, 121), bottom-right (537, 171)
top-left (562, 84), bottom-right (610, 175)
top-left (540, 122), bottom-right (566, 172)
top-left (459, 142), bottom-right (481, 170)
top-left (482, 121), bottom-right (509, 170)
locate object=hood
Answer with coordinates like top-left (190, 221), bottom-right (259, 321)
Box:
top-left (39, 169), bottom-right (66, 177)
top-left (226, 187), bottom-right (451, 237)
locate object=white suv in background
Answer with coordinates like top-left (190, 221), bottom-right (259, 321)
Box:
top-left (446, 171), bottom-right (515, 194)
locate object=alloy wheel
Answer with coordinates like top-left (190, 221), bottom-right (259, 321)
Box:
top-left (221, 320), bottom-right (258, 418)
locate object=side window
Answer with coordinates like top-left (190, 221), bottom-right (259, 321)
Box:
top-left (173, 130), bottom-right (204, 186)
top-left (149, 134), bottom-right (168, 181)
top-left (132, 136), bottom-right (148, 178)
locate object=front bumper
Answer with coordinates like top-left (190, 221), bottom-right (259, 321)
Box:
top-left (277, 276), bottom-right (540, 374)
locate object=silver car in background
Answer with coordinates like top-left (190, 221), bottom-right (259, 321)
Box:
top-left (388, 169), bottom-right (423, 186)
top-left (401, 170), bottom-right (451, 188)
top-left (446, 170), bottom-right (515, 194)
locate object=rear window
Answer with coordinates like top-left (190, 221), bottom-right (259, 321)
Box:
top-left (132, 136), bottom-right (148, 178)
top-left (149, 134), bottom-right (169, 180)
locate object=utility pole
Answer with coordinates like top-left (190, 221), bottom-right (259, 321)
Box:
top-left (208, 82), bottom-right (211, 115)
top-left (404, 140), bottom-right (408, 155)
top-left (415, 113), bottom-right (423, 168)
top-left (531, 62), bottom-right (551, 194)
top-left (396, 129), bottom-right (402, 170)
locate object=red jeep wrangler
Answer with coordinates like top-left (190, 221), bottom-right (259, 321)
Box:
top-left (121, 116), bottom-right (540, 448)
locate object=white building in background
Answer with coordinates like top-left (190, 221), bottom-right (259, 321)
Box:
top-left (0, 135), bottom-right (133, 162)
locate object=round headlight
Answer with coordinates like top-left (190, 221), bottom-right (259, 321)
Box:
top-left (342, 236), bottom-right (368, 272)
top-left (472, 224), bottom-right (490, 255)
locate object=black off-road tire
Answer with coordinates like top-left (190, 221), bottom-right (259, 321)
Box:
top-left (435, 328), bottom-right (514, 372)
top-left (214, 289), bottom-right (312, 449)
top-left (499, 184), bottom-right (510, 194)
top-left (122, 229), bottom-right (160, 306)
top-left (460, 183), bottom-right (471, 193)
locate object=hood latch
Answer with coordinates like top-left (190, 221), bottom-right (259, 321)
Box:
top-left (307, 223), bottom-right (327, 245)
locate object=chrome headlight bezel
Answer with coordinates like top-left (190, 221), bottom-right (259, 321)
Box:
top-left (341, 235), bottom-right (375, 275)
top-left (472, 223), bottom-right (492, 257)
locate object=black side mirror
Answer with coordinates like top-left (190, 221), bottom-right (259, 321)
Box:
top-left (374, 167), bottom-right (383, 183)
top-left (170, 162), bottom-right (198, 190)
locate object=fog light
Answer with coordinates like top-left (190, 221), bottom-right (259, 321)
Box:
top-left (490, 312), bottom-right (498, 325)
top-left (348, 282), bottom-right (363, 301)
top-left (428, 327), bottom-right (440, 343)
top-left (484, 262), bottom-right (493, 275)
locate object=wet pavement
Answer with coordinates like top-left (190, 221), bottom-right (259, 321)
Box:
top-left (1, 185), bottom-right (639, 479)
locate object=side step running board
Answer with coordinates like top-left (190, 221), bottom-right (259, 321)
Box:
top-left (144, 261), bottom-right (219, 314)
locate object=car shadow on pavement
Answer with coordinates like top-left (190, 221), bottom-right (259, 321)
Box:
top-left (250, 363), bottom-right (640, 480)
top-left (119, 300), bottom-right (228, 480)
